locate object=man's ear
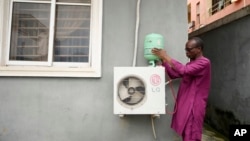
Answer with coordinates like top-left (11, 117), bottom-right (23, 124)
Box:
top-left (197, 46), bottom-right (202, 51)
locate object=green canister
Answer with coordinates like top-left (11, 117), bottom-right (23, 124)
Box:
top-left (144, 33), bottom-right (164, 66)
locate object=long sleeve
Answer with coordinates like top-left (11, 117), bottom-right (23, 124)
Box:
top-left (169, 57), bottom-right (210, 77)
top-left (162, 61), bottom-right (182, 79)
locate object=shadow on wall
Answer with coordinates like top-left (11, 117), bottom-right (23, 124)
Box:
top-left (205, 104), bottom-right (240, 137)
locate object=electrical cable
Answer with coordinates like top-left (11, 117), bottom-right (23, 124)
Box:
top-left (132, 0), bottom-right (141, 67)
top-left (151, 115), bottom-right (157, 140)
top-left (165, 75), bottom-right (178, 115)
top-left (165, 75), bottom-right (177, 115)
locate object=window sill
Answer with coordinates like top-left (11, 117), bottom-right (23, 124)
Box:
top-left (0, 66), bottom-right (101, 78)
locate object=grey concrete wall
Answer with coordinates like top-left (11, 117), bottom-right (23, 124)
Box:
top-left (197, 14), bottom-right (250, 136)
top-left (0, 0), bottom-right (188, 141)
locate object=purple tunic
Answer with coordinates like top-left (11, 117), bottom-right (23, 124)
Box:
top-left (163, 56), bottom-right (211, 140)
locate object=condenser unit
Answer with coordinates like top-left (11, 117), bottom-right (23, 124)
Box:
top-left (113, 66), bottom-right (166, 115)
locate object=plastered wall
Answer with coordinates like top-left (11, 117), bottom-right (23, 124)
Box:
top-left (0, 0), bottom-right (188, 141)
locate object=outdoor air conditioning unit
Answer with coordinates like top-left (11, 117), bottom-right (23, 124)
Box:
top-left (113, 66), bottom-right (166, 115)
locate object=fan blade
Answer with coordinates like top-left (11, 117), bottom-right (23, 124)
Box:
top-left (122, 97), bottom-right (131, 103)
top-left (122, 78), bottom-right (129, 88)
top-left (118, 84), bottom-right (130, 100)
top-left (128, 77), bottom-right (143, 88)
top-left (127, 91), bottom-right (144, 104)
top-left (135, 86), bottom-right (145, 95)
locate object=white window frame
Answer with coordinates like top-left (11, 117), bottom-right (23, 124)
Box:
top-left (0, 0), bottom-right (102, 77)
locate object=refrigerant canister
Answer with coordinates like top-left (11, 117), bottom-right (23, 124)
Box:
top-left (144, 33), bottom-right (164, 62)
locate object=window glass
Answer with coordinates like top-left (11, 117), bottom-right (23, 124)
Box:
top-left (57, 0), bottom-right (91, 3)
top-left (9, 1), bottom-right (91, 63)
top-left (54, 5), bottom-right (90, 62)
top-left (10, 3), bottom-right (50, 61)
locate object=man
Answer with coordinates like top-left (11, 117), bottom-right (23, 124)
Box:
top-left (152, 37), bottom-right (211, 141)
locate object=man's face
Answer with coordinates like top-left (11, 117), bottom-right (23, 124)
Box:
top-left (185, 40), bottom-right (200, 59)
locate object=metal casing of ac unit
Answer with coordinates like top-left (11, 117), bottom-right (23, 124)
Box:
top-left (113, 66), bottom-right (166, 115)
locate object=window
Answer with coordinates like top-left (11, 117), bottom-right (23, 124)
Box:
top-left (187, 4), bottom-right (195, 29)
top-left (210, 0), bottom-right (232, 15)
top-left (196, 2), bottom-right (200, 27)
top-left (187, 4), bottom-right (191, 23)
top-left (196, 2), bottom-right (200, 15)
top-left (0, 0), bottom-right (102, 77)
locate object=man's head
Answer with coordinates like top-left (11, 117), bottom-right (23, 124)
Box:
top-left (185, 37), bottom-right (204, 60)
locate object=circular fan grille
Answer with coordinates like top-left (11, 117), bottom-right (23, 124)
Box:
top-left (118, 76), bottom-right (146, 106)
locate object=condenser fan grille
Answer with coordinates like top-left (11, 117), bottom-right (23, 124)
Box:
top-left (118, 76), bottom-right (145, 106)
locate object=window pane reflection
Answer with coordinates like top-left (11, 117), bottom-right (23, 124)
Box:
top-left (9, 2), bottom-right (50, 61)
top-left (54, 5), bottom-right (90, 62)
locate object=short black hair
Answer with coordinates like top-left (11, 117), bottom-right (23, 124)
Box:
top-left (188, 37), bottom-right (204, 50)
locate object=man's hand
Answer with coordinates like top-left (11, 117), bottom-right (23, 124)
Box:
top-left (151, 48), bottom-right (167, 60)
top-left (152, 48), bottom-right (173, 67)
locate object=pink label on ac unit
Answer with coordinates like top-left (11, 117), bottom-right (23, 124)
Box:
top-left (150, 74), bottom-right (161, 86)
